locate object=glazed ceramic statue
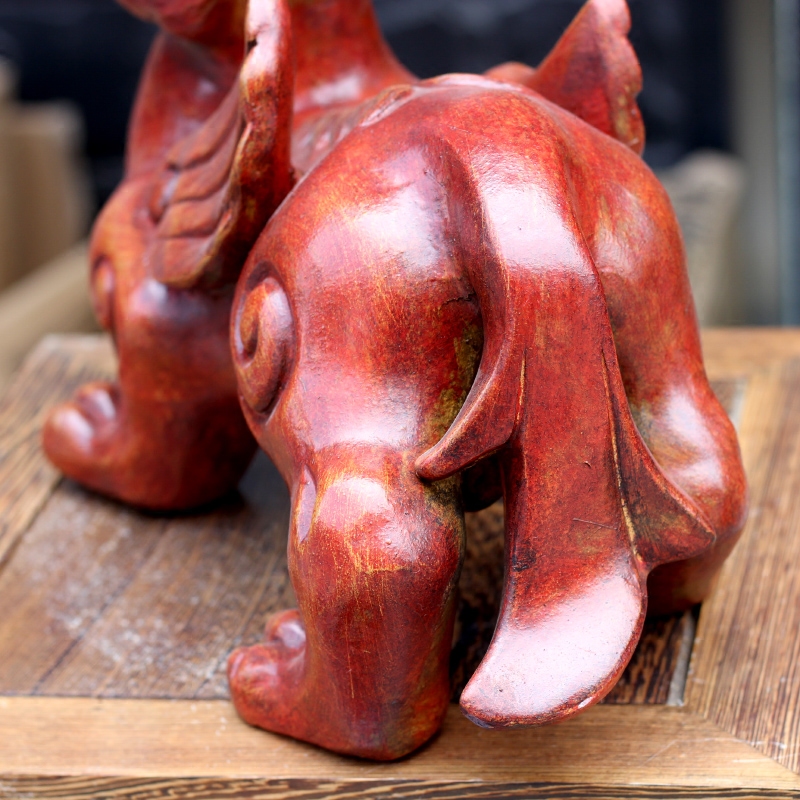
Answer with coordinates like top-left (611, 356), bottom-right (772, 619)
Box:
top-left (42, 0), bottom-right (413, 508)
top-left (225, 0), bottom-right (747, 760)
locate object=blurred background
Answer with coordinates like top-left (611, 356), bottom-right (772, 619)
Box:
top-left (0, 0), bottom-right (796, 390)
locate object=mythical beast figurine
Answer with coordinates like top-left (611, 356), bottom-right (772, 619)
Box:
top-left (42, 0), bottom-right (643, 511)
top-left (224, 0), bottom-right (747, 760)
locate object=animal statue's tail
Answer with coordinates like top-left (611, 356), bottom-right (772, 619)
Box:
top-left (415, 147), bottom-right (714, 726)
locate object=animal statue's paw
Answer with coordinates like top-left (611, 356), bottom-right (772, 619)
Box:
top-left (227, 611), bottom-right (308, 739)
top-left (43, 382), bottom-right (255, 510)
top-left (228, 602), bottom-right (445, 761)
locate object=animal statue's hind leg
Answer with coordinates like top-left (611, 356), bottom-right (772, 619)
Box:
top-left (228, 445), bottom-right (463, 760)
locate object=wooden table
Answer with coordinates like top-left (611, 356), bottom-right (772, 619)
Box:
top-left (0, 330), bottom-right (799, 799)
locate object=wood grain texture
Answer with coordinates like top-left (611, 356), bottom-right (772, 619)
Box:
top-left (0, 456), bottom-right (293, 699)
top-left (603, 609), bottom-right (696, 704)
top-left (0, 335), bottom-right (113, 570)
top-left (0, 777), bottom-right (797, 800)
top-left (0, 699), bottom-right (798, 791)
top-left (0, 335), bottom-right (705, 704)
top-left (1, 332), bottom-right (798, 793)
top-left (686, 358), bottom-right (800, 774)
top-left (701, 327), bottom-right (800, 380)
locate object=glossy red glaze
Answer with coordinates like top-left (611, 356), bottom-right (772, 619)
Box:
top-left (40, 0), bottom-right (638, 513)
top-left (226, 0), bottom-right (747, 760)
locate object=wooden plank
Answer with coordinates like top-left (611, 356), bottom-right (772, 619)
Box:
top-left (0, 699), bottom-right (797, 791)
top-left (0, 777), bottom-right (797, 800)
top-left (0, 332), bottom-right (799, 794)
top-left (702, 327), bottom-right (800, 380)
top-left (0, 335), bottom-right (114, 570)
top-left (0, 334), bottom-right (704, 704)
top-left (686, 359), bottom-right (800, 774)
top-left (0, 454), bottom-right (294, 699)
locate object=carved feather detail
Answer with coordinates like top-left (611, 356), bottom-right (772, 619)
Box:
top-left (149, 0), bottom-right (294, 290)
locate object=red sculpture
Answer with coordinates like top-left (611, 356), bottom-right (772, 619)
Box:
top-left (42, 0), bottom-right (412, 508)
top-left (40, 0), bottom-right (747, 762)
top-left (226, 0), bottom-right (747, 760)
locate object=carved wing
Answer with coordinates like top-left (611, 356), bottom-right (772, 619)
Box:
top-left (486, 0), bottom-right (645, 154)
top-left (148, 0), bottom-right (294, 289)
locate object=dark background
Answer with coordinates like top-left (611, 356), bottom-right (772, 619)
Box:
top-left (0, 0), bottom-right (729, 211)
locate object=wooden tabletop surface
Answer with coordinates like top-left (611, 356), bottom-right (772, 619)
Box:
top-left (0, 330), bottom-right (799, 798)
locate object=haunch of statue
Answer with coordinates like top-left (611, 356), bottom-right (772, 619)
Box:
top-left (43, 0), bottom-right (747, 761)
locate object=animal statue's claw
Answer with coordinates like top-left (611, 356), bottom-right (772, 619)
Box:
top-left (228, 610), bottom-right (307, 733)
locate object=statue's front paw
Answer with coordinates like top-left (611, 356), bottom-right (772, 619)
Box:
top-left (43, 382), bottom-right (120, 465)
top-left (43, 380), bottom-right (255, 510)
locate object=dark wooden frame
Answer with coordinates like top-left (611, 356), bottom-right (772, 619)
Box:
top-left (1, 330), bottom-right (799, 798)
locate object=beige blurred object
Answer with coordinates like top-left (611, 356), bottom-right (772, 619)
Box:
top-left (0, 58), bottom-right (92, 291)
top-left (9, 104), bottom-right (93, 280)
top-left (0, 59), bottom-right (20, 289)
top-left (0, 244), bottom-right (95, 393)
top-left (659, 150), bottom-right (746, 327)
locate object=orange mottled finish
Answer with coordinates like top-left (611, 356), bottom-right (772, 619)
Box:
top-left (41, 0), bottom-right (746, 761)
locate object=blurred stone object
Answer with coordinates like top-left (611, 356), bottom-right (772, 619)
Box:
top-left (659, 151), bottom-right (746, 326)
top-left (0, 57), bottom-right (91, 292)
